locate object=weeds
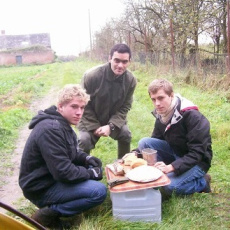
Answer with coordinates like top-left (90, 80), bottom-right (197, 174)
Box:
top-left (0, 60), bottom-right (229, 229)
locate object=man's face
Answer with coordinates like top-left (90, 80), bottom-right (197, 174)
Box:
top-left (58, 97), bottom-right (86, 125)
top-left (149, 89), bottom-right (174, 114)
top-left (109, 51), bottom-right (130, 76)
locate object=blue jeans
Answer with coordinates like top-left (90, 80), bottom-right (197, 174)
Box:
top-left (138, 137), bottom-right (207, 195)
top-left (30, 180), bottom-right (107, 216)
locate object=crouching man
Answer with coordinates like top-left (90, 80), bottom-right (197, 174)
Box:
top-left (19, 84), bottom-right (107, 229)
top-left (138, 79), bottom-right (212, 197)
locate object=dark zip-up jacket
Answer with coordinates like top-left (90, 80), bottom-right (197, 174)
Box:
top-left (78, 62), bottom-right (137, 131)
top-left (19, 106), bottom-right (90, 199)
top-left (152, 95), bottom-right (212, 175)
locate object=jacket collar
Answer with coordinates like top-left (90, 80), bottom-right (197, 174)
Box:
top-left (152, 94), bottom-right (199, 132)
top-left (106, 63), bottom-right (125, 82)
top-left (29, 105), bottom-right (72, 131)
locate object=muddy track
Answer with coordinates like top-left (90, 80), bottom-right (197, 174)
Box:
top-left (0, 88), bottom-right (58, 213)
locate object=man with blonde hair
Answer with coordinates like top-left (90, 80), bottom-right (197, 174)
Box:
top-left (19, 84), bottom-right (107, 229)
top-left (138, 79), bottom-right (212, 196)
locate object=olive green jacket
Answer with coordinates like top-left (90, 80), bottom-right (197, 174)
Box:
top-left (78, 63), bottom-right (137, 131)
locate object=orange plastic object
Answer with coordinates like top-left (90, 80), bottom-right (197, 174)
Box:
top-left (0, 212), bottom-right (35, 230)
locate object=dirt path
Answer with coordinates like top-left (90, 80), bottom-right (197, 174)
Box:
top-left (0, 88), bottom-right (58, 213)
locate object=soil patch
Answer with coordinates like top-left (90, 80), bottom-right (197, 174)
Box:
top-left (0, 88), bottom-right (58, 213)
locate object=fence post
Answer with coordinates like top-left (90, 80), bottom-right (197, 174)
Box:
top-left (227, 0), bottom-right (230, 76)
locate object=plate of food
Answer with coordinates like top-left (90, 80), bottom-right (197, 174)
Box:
top-left (126, 165), bottom-right (163, 183)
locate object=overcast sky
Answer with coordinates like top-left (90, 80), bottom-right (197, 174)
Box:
top-left (0, 0), bottom-right (124, 55)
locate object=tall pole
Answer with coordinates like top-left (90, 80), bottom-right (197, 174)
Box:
top-left (88, 9), bottom-right (92, 59)
top-left (227, 0), bottom-right (230, 76)
top-left (170, 18), bottom-right (175, 73)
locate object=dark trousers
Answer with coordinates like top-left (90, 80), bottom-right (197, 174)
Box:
top-left (79, 124), bottom-right (131, 159)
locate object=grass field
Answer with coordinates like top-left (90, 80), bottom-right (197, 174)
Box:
top-left (0, 59), bottom-right (229, 229)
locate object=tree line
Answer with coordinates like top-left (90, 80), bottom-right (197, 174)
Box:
top-left (81, 0), bottom-right (229, 73)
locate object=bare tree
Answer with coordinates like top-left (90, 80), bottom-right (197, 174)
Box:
top-left (88, 0), bottom-right (228, 72)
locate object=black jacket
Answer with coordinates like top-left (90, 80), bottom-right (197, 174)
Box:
top-left (19, 106), bottom-right (90, 198)
top-left (78, 62), bottom-right (137, 131)
top-left (152, 95), bottom-right (212, 175)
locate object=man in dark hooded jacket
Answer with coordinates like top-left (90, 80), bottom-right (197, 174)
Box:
top-left (138, 79), bottom-right (212, 196)
top-left (19, 84), bottom-right (107, 229)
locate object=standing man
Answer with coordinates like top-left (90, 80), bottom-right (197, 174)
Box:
top-left (138, 79), bottom-right (212, 196)
top-left (78, 43), bottom-right (137, 159)
top-left (19, 84), bottom-right (107, 229)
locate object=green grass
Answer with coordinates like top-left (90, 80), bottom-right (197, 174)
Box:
top-left (1, 60), bottom-right (230, 229)
top-left (0, 59), bottom-right (99, 185)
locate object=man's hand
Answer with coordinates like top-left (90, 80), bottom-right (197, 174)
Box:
top-left (86, 156), bottom-right (102, 167)
top-left (154, 161), bottom-right (174, 174)
top-left (88, 167), bottom-right (103, 181)
top-left (94, 125), bottom-right (111, 137)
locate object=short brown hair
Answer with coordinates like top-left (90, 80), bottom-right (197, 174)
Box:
top-left (148, 79), bottom-right (173, 96)
top-left (57, 84), bottom-right (90, 105)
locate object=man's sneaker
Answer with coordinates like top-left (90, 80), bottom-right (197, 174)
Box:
top-left (31, 207), bottom-right (63, 229)
top-left (201, 173), bottom-right (211, 193)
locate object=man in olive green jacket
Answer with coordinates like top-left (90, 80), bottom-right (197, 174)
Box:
top-left (78, 44), bottom-right (137, 159)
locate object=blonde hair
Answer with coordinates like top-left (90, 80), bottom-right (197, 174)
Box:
top-left (57, 84), bottom-right (90, 105)
top-left (148, 79), bottom-right (173, 96)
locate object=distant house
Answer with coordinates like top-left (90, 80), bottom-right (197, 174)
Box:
top-left (0, 31), bottom-right (55, 66)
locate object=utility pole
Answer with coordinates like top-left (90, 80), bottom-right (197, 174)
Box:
top-left (227, 0), bottom-right (230, 76)
top-left (170, 18), bottom-right (175, 73)
top-left (168, 0), bottom-right (175, 73)
top-left (88, 9), bottom-right (92, 59)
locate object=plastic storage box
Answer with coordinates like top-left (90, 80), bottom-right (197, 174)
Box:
top-left (110, 188), bottom-right (161, 222)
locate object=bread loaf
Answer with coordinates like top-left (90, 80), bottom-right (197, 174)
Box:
top-left (123, 155), bottom-right (138, 166)
top-left (131, 158), bottom-right (147, 168)
top-left (106, 162), bottom-right (124, 176)
top-left (122, 152), bottom-right (136, 160)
